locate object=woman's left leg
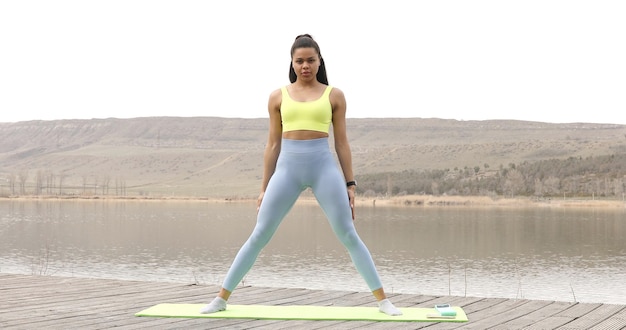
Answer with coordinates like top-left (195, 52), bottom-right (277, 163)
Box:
top-left (312, 166), bottom-right (382, 290)
top-left (311, 155), bottom-right (401, 315)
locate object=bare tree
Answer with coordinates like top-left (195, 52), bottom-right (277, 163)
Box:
top-left (431, 181), bottom-right (440, 196)
top-left (18, 170), bottom-right (29, 195)
top-left (82, 175), bottom-right (89, 194)
top-left (35, 170), bottom-right (44, 195)
top-left (503, 169), bottom-right (524, 198)
top-left (115, 176), bottom-right (126, 196)
top-left (58, 174), bottom-right (66, 195)
top-left (47, 171), bottom-right (56, 195)
top-left (613, 178), bottom-right (624, 197)
top-left (8, 173), bottom-right (17, 195)
top-left (534, 178), bottom-right (543, 198)
top-left (543, 176), bottom-right (561, 196)
top-left (102, 175), bottom-right (111, 195)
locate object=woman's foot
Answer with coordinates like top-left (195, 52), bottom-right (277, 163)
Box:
top-left (200, 297), bottom-right (227, 314)
top-left (378, 298), bottom-right (402, 316)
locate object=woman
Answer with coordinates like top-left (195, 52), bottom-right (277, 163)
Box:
top-left (201, 34), bottom-right (402, 316)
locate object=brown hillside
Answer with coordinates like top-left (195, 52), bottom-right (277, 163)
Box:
top-left (1, 117), bottom-right (625, 198)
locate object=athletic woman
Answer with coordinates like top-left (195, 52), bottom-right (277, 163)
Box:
top-left (201, 34), bottom-right (402, 316)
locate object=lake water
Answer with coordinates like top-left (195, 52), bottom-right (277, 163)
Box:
top-left (1, 200), bottom-right (625, 304)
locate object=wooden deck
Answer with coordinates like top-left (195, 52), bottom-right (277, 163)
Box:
top-left (1, 274), bottom-right (625, 329)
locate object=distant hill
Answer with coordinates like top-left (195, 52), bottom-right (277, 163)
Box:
top-left (1, 117), bottom-right (625, 198)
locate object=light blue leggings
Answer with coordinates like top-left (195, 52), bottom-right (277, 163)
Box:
top-left (221, 137), bottom-right (383, 292)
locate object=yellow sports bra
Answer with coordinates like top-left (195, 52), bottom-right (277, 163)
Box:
top-left (280, 86), bottom-right (333, 133)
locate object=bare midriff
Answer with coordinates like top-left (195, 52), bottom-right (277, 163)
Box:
top-left (282, 130), bottom-right (329, 140)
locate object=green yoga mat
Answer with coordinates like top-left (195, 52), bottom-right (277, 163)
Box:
top-left (135, 303), bottom-right (468, 322)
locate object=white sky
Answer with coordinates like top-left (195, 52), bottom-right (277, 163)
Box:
top-left (1, 0), bottom-right (625, 124)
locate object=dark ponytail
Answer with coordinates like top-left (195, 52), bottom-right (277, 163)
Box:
top-left (288, 34), bottom-right (329, 85)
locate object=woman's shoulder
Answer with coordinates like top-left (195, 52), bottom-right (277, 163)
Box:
top-left (269, 86), bottom-right (286, 98)
top-left (328, 85), bottom-right (345, 100)
top-left (271, 84), bottom-right (293, 95)
top-left (268, 87), bottom-right (283, 109)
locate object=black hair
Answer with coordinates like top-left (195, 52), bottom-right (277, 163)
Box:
top-left (288, 34), bottom-right (328, 85)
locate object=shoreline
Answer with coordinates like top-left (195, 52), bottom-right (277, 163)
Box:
top-left (2, 194), bottom-right (625, 208)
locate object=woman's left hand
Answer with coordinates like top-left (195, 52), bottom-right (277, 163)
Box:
top-left (347, 187), bottom-right (356, 221)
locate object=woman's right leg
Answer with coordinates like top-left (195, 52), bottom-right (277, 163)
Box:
top-left (201, 162), bottom-right (303, 313)
top-left (221, 176), bottom-right (302, 292)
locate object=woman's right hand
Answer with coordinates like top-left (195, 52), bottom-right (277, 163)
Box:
top-left (257, 191), bottom-right (265, 213)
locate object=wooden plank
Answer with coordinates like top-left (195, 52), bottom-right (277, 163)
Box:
top-left (523, 303), bottom-right (603, 330)
top-left (587, 305), bottom-right (626, 330)
top-left (1, 279), bottom-right (185, 321)
top-left (4, 278), bottom-right (177, 312)
top-left (2, 278), bottom-right (216, 327)
top-left (558, 304), bottom-right (626, 330)
top-left (1, 274), bottom-right (625, 330)
top-left (491, 301), bottom-right (576, 329)
top-left (429, 298), bottom-right (540, 329)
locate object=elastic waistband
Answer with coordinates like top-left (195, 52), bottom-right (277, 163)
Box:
top-left (281, 138), bottom-right (330, 153)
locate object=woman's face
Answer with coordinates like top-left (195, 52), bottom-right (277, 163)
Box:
top-left (291, 47), bottom-right (320, 82)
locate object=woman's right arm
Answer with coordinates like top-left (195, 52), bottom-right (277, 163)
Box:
top-left (258, 88), bottom-right (282, 210)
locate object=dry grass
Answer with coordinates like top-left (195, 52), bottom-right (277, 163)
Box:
top-left (2, 117), bottom-right (626, 199)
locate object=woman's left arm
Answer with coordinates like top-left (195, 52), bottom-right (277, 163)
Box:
top-left (331, 88), bottom-right (357, 220)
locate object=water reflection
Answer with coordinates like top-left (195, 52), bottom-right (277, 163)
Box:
top-left (1, 200), bottom-right (624, 304)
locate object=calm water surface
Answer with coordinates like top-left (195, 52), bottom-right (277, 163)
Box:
top-left (1, 200), bottom-right (625, 304)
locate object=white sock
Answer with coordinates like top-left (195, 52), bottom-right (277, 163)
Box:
top-left (200, 297), bottom-right (227, 314)
top-left (378, 298), bottom-right (402, 316)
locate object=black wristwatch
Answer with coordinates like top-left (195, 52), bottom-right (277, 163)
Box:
top-left (346, 180), bottom-right (357, 187)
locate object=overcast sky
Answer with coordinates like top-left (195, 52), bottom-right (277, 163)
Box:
top-left (1, 0), bottom-right (625, 124)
